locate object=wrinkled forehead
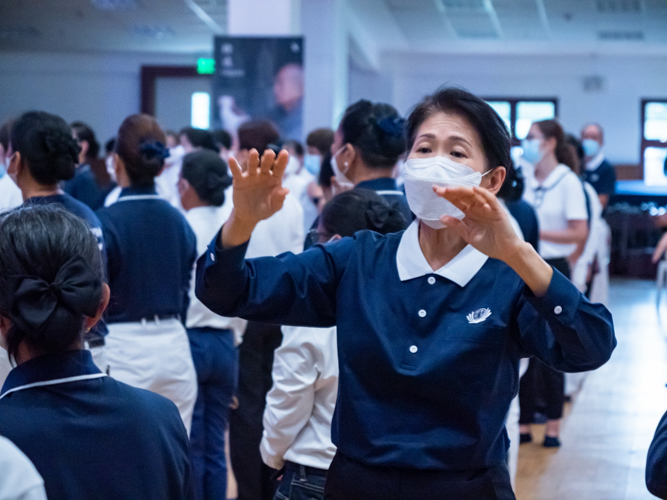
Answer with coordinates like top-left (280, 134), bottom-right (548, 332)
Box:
top-left (413, 111), bottom-right (483, 150)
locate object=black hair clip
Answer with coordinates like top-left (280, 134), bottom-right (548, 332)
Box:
top-left (376, 117), bottom-right (406, 137)
top-left (139, 141), bottom-right (170, 160)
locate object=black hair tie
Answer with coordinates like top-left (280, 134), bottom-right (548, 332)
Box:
top-left (376, 117), bottom-right (406, 138)
top-left (1, 255), bottom-right (101, 335)
top-left (139, 141), bottom-right (170, 160)
top-left (365, 202), bottom-right (392, 231)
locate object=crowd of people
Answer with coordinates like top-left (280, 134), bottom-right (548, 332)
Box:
top-left (0, 85), bottom-right (664, 500)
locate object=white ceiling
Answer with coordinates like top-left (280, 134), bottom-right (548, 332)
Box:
top-left (0, 0), bottom-right (666, 56)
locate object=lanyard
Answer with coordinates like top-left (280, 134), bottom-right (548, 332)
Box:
top-left (0, 373), bottom-right (107, 400)
top-left (116, 195), bottom-right (162, 203)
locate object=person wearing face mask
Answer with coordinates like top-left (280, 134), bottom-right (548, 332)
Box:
top-left (329, 100), bottom-right (412, 227)
top-left (519, 119), bottom-right (589, 448)
top-left (0, 120), bottom-right (23, 213)
top-left (262, 189), bottom-right (406, 500)
top-left (580, 123), bottom-right (616, 209)
top-left (282, 139), bottom-right (320, 233)
top-left (227, 119), bottom-right (304, 500)
top-left (195, 87), bottom-right (615, 499)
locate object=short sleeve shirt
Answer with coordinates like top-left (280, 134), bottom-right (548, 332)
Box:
top-left (523, 164), bottom-right (588, 260)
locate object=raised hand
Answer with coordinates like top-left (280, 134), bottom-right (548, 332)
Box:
top-left (434, 185), bottom-right (523, 263)
top-left (221, 149), bottom-right (290, 248)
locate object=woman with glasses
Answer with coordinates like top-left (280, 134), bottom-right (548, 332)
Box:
top-left (519, 119), bottom-right (589, 448)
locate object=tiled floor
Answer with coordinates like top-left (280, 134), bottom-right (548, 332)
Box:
top-left (515, 278), bottom-right (667, 500)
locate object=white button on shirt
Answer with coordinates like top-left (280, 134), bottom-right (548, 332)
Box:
top-left (418, 309), bottom-right (427, 318)
top-left (554, 306), bottom-right (563, 315)
top-left (409, 345), bottom-right (418, 354)
top-left (428, 277), bottom-right (436, 285)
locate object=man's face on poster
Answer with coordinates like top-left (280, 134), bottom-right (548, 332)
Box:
top-left (273, 63), bottom-right (304, 112)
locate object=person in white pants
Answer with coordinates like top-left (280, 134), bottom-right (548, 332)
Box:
top-left (97, 114), bottom-right (198, 434)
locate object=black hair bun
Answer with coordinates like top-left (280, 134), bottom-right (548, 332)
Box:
top-left (43, 129), bottom-right (78, 180)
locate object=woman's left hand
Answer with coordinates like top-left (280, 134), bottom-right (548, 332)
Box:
top-left (434, 185), bottom-right (523, 263)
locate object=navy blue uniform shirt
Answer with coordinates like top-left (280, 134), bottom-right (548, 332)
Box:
top-left (196, 222), bottom-right (616, 470)
top-left (356, 177), bottom-right (412, 228)
top-left (507, 199), bottom-right (539, 252)
top-left (63, 163), bottom-right (116, 211)
top-left (583, 159), bottom-right (616, 197)
top-left (0, 350), bottom-right (194, 499)
top-left (96, 185), bottom-right (197, 323)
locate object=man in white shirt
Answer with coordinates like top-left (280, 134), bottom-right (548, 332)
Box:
top-left (0, 122), bottom-right (23, 213)
top-left (0, 436), bottom-right (47, 500)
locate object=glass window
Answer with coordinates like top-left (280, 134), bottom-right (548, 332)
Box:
top-left (486, 101), bottom-right (511, 133)
top-left (515, 101), bottom-right (556, 140)
top-left (645, 102), bottom-right (667, 142)
top-left (191, 92), bottom-right (210, 129)
top-left (643, 147), bottom-right (667, 186)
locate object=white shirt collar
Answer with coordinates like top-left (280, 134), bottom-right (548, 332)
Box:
top-left (586, 151), bottom-right (605, 171)
top-left (529, 164), bottom-right (572, 189)
top-left (396, 220), bottom-right (488, 286)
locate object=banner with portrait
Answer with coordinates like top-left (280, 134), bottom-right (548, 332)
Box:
top-left (213, 36), bottom-right (304, 144)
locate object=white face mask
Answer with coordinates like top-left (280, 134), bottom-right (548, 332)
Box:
top-left (403, 156), bottom-right (489, 229)
top-left (330, 146), bottom-right (354, 192)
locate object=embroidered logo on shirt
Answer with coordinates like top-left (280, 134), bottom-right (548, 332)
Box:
top-left (467, 308), bottom-right (492, 324)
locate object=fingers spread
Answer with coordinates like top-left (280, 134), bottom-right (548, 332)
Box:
top-left (260, 149), bottom-right (277, 175)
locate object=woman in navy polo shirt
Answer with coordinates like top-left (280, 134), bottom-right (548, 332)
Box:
top-left (0, 205), bottom-right (193, 499)
top-left (196, 87), bottom-right (616, 499)
top-left (97, 114), bottom-right (198, 433)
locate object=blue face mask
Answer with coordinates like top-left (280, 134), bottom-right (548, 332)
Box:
top-left (304, 154), bottom-right (321, 176)
top-left (582, 139), bottom-right (600, 157)
top-left (521, 139), bottom-right (543, 165)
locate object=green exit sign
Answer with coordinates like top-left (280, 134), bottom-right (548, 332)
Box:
top-left (197, 58), bottom-right (215, 75)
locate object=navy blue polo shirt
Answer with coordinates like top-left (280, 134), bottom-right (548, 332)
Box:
top-left (356, 177), bottom-right (412, 228)
top-left (583, 159), bottom-right (616, 197)
top-left (507, 199), bottom-right (539, 252)
top-left (63, 163), bottom-right (116, 211)
top-left (195, 224), bottom-right (615, 470)
top-left (0, 350), bottom-right (194, 499)
top-left (647, 410), bottom-right (667, 498)
top-left (96, 185), bottom-right (197, 323)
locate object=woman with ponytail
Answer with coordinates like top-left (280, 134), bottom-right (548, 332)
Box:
top-left (97, 114), bottom-right (198, 434)
top-left (263, 189), bottom-right (405, 500)
top-left (0, 205), bottom-right (193, 499)
top-left (519, 118), bottom-right (589, 447)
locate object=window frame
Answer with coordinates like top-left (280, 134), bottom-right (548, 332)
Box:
top-left (483, 97), bottom-right (559, 145)
top-left (641, 98), bottom-right (667, 171)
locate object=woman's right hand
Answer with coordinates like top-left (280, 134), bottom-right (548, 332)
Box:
top-left (221, 149), bottom-right (290, 248)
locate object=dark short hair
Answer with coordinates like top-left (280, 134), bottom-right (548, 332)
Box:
top-left (306, 128), bottom-right (334, 156)
top-left (212, 129), bottom-right (232, 150)
top-left (116, 114), bottom-right (167, 187)
top-left (340, 100), bottom-right (406, 169)
top-left (179, 127), bottom-right (217, 152)
top-left (406, 87), bottom-right (512, 172)
top-left (321, 189), bottom-right (406, 238)
top-left (11, 111), bottom-right (80, 185)
top-left (71, 121), bottom-right (100, 160)
top-left (238, 120), bottom-right (280, 153)
top-left (318, 152), bottom-right (333, 188)
top-left (0, 205), bottom-right (104, 363)
top-left (283, 139), bottom-right (304, 157)
top-left (181, 150), bottom-right (232, 207)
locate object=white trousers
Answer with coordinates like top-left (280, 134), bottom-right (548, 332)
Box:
top-left (106, 318), bottom-right (197, 435)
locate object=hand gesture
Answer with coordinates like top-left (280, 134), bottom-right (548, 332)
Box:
top-left (434, 185), bottom-right (523, 263)
top-left (228, 149), bottom-right (290, 226)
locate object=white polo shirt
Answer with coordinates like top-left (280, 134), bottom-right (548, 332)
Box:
top-left (0, 174), bottom-right (22, 213)
top-left (523, 164), bottom-right (588, 260)
top-left (0, 436), bottom-right (46, 500)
